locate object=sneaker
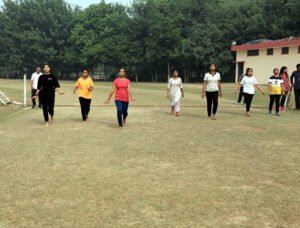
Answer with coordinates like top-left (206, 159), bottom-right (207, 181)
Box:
top-left (269, 110), bottom-right (272, 114)
top-left (276, 112), bottom-right (281, 116)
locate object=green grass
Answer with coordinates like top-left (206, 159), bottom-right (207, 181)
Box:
top-left (0, 79), bottom-right (299, 227)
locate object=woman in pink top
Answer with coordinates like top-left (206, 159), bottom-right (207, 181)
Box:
top-left (279, 66), bottom-right (291, 110)
top-left (105, 68), bottom-right (135, 127)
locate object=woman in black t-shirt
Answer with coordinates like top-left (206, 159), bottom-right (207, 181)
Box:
top-left (34, 64), bottom-right (63, 126)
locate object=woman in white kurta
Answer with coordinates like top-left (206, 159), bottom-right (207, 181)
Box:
top-left (167, 70), bottom-right (184, 116)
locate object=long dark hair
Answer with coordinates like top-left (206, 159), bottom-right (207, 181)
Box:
top-left (279, 66), bottom-right (288, 77)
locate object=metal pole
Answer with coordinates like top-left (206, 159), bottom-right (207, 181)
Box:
top-left (24, 73), bottom-right (27, 107)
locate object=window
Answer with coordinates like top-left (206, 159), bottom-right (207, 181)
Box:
top-left (281, 47), bottom-right (289, 55)
top-left (247, 49), bottom-right (259, 56)
top-left (267, 48), bottom-right (273, 55)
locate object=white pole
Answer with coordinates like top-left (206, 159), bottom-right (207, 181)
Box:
top-left (23, 73), bottom-right (27, 107)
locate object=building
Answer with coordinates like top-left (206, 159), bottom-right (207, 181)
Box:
top-left (231, 37), bottom-right (300, 83)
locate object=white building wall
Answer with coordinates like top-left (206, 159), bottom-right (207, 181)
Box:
top-left (236, 46), bottom-right (300, 84)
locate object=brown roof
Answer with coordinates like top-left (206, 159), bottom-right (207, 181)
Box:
top-left (231, 38), bottom-right (300, 52)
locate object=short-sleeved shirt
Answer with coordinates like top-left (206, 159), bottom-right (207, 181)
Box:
top-left (31, 72), bottom-right (42, 89)
top-left (268, 76), bottom-right (283, 95)
top-left (241, 76), bottom-right (258, 94)
top-left (37, 74), bottom-right (60, 96)
top-left (114, 78), bottom-right (131, 102)
top-left (76, 77), bottom-right (94, 99)
top-left (204, 72), bottom-right (221, 92)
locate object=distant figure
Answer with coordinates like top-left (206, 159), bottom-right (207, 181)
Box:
top-left (73, 68), bottom-right (94, 122)
top-left (240, 68), bottom-right (265, 116)
top-left (290, 64), bottom-right (300, 109)
top-left (279, 66), bottom-right (291, 111)
top-left (202, 64), bottom-right (222, 120)
top-left (31, 66), bottom-right (42, 109)
top-left (34, 64), bottom-right (63, 126)
top-left (167, 70), bottom-right (184, 116)
top-left (268, 68), bottom-right (284, 116)
top-left (237, 73), bottom-right (245, 104)
top-left (104, 68), bottom-right (135, 128)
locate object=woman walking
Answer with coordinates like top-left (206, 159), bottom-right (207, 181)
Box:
top-left (73, 68), bottom-right (94, 122)
top-left (34, 64), bottom-right (63, 126)
top-left (240, 68), bottom-right (265, 116)
top-left (167, 70), bottom-right (184, 116)
top-left (104, 68), bottom-right (135, 128)
top-left (268, 68), bottom-right (284, 116)
top-left (279, 66), bottom-right (291, 111)
top-left (202, 64), bottom-right (222, 120)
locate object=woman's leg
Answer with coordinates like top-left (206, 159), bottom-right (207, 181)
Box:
top-left (212, 91), bottom-right (219, 116)
top-left (86, 99), bottom-right (91, 119)
top-left (247, 94), bottom-right (254, 113)
top-left (174, 101), bottom-right (180, 114)
top-left (48, 95), bottom-right (55, 121)
top-left (122, 101), bottom-right (129, 123)
top-left (269, 95), bottom-right (275, 113)
top-left (275, 95), bottom-right (281, 114)
top-left (280, 93), bottom-right (286, 108)
top-left (206, 92), bottom-right (213, 118)
top-left (115, 100), bottom-right (123, 127)
top-left (79, 97), bottom-right (86, 121)
top-left (41, 95), bottom-right (49, 122)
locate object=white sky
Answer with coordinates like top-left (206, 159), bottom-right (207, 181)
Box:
top-left (0, 0), bottom-right (133, 9)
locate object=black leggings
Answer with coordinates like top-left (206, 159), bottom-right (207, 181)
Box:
top-left (206, 91), bottom-right (219, 117)
top-left (244, 93), bottom-right (254, 112)
top-left (269, 95), bottom-right (281, 113)
top-left (79, 97), bottom-right (91, 121)
top-left (41, 94), bottom-right (55, 122)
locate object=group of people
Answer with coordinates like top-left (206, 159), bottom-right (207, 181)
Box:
top-left (237, 64), bottom-right (300, 116)
top-left (30, 63), bottom-right (300, 127)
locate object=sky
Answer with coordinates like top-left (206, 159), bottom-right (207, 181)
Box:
top-left (0, 0), bottom-right (133, 9)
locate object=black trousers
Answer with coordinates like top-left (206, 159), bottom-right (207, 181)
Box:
top-left (269, 95), bottom-right (281, 113)
top-left (206, 91), bottom-right (219, 117)
top-left (244, 93), bottom-right (254, 112)
top-left (280, 92), bottom-right (288, 107)
top-left (41, 94), bottom-right (55, 122)
top-left (295, 89), bottom-right (300, 109)
top-left (31, 89), bottom-right (41, 106)
top-left (237, 86), bottom-right (244, 103)
top-left (79, 97), bottom-right (91, 121)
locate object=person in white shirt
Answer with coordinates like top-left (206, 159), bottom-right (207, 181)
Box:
top-left (167, 70), bottom-right (184, 116)
top-left (202, 64), bottom-right (222, 120)
top-left (240, 68), bottom-right (265, 116)
top-left (31, 66), bottom-right (42, 109)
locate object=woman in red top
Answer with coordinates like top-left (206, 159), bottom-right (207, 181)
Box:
top-left (279, 66), bottom-right (291, 110)
top-left (105, 68), bottom-right (135, 127)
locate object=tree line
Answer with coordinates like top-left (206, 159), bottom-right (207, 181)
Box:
top-left (0, 0), bottom-right (299, 82)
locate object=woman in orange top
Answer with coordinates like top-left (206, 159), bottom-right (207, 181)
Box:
top-left (73, 69), bottom-right (94, 122)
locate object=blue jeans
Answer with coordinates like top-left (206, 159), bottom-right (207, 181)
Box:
top-left (115, 100), bottom-right (129, 127)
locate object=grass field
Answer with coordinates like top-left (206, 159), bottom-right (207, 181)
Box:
top-left (0, 79), bottom-right (300, 227)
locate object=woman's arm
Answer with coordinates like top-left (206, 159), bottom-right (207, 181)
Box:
top-left (73, 86), bottom-right (78, 94)
top-left (104, 84), bottom-right (116, 104)
top-left (255, 84), bottom-right (265, 95)
top-left (218, 81), bottom-right (222, 97)
top-left (202, 81), bottom-right (207, 98)
top-left (127, 84), bottom-right (135, 101)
